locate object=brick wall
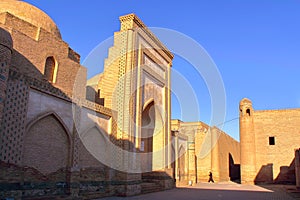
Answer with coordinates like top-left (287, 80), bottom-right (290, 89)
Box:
top-left (1, 13), bottom-right (87, 99)
top-left (195, 127), bottom-right (240, 182)
top-left (173, 120), bottom-right (240, 184)
top-left (0, 72), bottom-right (28, 165)
top-left (0, 9), bottom-right (175, 199)
top-left (253, 109), bottom-right (300, 183)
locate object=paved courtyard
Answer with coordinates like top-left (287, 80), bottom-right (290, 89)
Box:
top-left (100, 182), bottom-right (299, 200)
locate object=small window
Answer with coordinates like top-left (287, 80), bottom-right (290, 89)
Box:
top-left (44, 56), bottom-right (57, 83)
top-left (269, 137), bottom-right (275, 145)
top-left (246, 108), bottom-right (251, 116)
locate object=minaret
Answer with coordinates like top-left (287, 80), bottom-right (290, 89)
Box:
top-left (0, 28), bottom-right (13, 125)
top-left (239, 98), bottom-right (256, 184)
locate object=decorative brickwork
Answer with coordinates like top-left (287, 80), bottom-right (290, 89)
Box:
top-left (0, 27), bottom-right (12, 125)
top-left (0, 30), bottom-right (12, 124)
top-left (0, 72), bottom-right (28, 165)
top-left (0, 2), bottom-right (174, 198)
top-left (72, 104), bottom-right (81, 168)
top-left (23, 113), bottom-right (70, 174)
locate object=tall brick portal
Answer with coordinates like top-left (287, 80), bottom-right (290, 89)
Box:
top-left (0, 1), bottom-right (175, 199)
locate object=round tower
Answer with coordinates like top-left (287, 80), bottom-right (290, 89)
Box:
top-left (0, 28), bottom-right (13, 124)
top-left (239, 98), bottom-right (256, 184)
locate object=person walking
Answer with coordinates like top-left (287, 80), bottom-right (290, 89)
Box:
top-left (208, 171), bottom-right (214, 183)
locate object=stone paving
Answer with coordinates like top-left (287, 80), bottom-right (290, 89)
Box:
top-left (99, 182), bottom-right (299, 200)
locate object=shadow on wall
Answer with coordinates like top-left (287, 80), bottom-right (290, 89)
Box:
top-left (86, 85), bottom-right (104, 106)
top-left (12, 50), bottom-right (51, 80)
top-left (255, 159), bottom-right (296, 185)
top-left (0, 47), bottom-right (174, 199)
top-left (255, 164), bottom-right (274, 184)
top-left (0, 47), bottom-right (75, 198)
top-left (274, 158), bottom-right (295, 184)
top-left (229, 153), bottom-right (240, 183)
top-left (1, 108), bottom-right (174, 199)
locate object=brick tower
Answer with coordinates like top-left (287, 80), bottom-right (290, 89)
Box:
top-left (239, 98), bottom-right (256, 184)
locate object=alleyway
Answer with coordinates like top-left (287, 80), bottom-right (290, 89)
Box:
top-left (100, 182), bottom-right (299, 200)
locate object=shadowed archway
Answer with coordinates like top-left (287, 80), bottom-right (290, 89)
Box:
top-left (141, 101), bottom-right (155, 172)
top-left (229, 153), bottom-right (241, 183)
top-left (23, 112), bottom-right (71, 174)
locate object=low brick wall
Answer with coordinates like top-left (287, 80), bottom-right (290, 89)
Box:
top-left (0, 162), bottom-right (148, 200)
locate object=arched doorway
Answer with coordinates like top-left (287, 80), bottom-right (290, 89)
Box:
top-left (178, 146), bottom-right (186, 182)
top-left (23, 113), bottom-right (71, 194)
top-left (171, 145), bottom-right (176, 182)
top-left (23, 113), bottom-right (70, 174)
top-left (229, 153), bottom-right (241, 183)
top-left (141, 101), bottom-right (155, 172)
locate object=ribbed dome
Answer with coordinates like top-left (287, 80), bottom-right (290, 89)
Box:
top-left (0, 0), bottom-right (61, 38)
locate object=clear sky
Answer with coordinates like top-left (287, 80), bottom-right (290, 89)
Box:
top-left (24, 0), bottom-right (300, 141)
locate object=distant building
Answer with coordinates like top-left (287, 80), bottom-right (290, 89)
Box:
top-left (171, 120), bottom-right (240, 185)
top-left (239, 98), bottom-right (300, 184)
top-left (171, 97), bottom-right (300, 186)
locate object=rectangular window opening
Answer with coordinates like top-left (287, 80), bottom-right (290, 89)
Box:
top-left (269, 137), bottom-right (275, 145)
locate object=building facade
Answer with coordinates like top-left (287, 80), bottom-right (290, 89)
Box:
top-left (0, 1), bottom-right (174, 199)
top-left (1, 1), bottom-right (300, 199)
top-left (171, 120), bottom-right (240, 185)
top-left (239, 98), bottom-right (300, 184)
top-left (172, 96), bottom-right (300, 186)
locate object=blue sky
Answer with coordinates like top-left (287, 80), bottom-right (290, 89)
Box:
top-left (24, 0), bottom-right (300, 141)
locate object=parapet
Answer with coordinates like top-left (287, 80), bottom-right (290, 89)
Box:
top-left (119, 13), bottom-right (174, 61)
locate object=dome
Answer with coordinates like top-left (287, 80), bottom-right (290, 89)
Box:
top-left (240, 98), bottom-right (252, 107)
top-left (0, 0), bottom-right (61, 38)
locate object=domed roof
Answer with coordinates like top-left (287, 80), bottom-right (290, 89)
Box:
top-left (240, 98), bottom-right (252, 106)
top-left (0, 0), bottom-right (61, 38)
